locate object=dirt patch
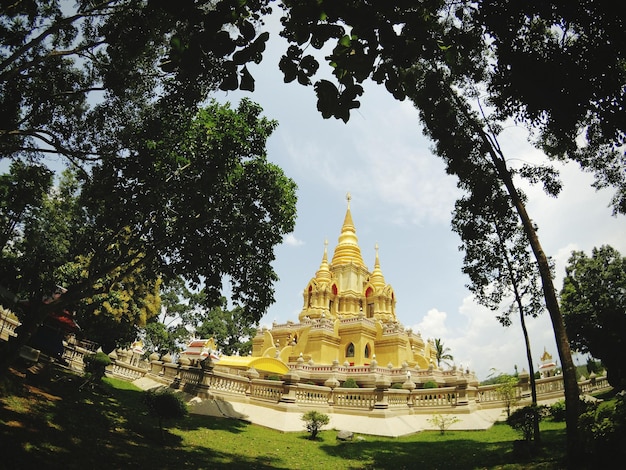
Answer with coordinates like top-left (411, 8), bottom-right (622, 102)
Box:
top-left (24, 383), bottom-right (62, 401)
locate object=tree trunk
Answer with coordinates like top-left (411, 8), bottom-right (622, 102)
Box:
top-left (452, 91), bottom-right (580, 462)
top-left (493, 157), bottom-right (580, 463)
top-left (519, 304), bottom-right (541, 444)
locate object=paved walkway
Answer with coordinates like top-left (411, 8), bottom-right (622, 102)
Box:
top-left (133, 376), bottom-right (508, 437)
top-left (188, 397), bottom-right (509, 436)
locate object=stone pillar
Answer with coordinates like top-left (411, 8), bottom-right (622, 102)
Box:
top-left (403, 371), bottom-right (416, 407)
top-left (195, 367), bottom-right (213, 399)
top-left (244, 367), bottom-right (259, 396)
top-left (455, 376), bottom-right (469, 406)
top-left (589, 371), bottom-right (597, 390)
top-left (325, 374), bottom-right (340, 406)
top-left (518, 369), bottom-right (531, 399)
top-left (374, 375), bottom-right (391, 409)
top-left (162, 362), bottom-right (180, 385)
top-left (279, 370), bottom-right (300, 404)
top-left (150, 360), bottom-right (163, 375)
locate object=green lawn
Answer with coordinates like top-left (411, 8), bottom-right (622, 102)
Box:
top-left (1, 364), bottom-right (568, 469)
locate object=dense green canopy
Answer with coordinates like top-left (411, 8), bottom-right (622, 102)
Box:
top-left (561, 246), bottom-right (626, 389)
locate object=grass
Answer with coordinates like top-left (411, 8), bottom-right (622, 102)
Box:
top-left (1, 363), bottom-right (569, 470)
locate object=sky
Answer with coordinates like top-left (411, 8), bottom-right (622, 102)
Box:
top-left (214, 12), bottom-right (626, 381)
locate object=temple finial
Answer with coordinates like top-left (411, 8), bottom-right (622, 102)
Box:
top-left (346, 192), bottom-right (351, 208)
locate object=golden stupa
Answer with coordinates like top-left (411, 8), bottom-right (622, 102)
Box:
top-left (249, 194), bottom-right (438, 376)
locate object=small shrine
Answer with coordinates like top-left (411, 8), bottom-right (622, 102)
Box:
top-left (538, 347), bottom-right (557, 377)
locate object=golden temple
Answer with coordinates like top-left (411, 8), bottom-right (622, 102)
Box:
top-left (249, 194), bottom-right (439, 377)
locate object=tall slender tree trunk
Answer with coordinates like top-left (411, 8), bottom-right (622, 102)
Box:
top-left (494, 222), bottom-right (541, 445)
top-left (518, 300), bottom-right (541, 444)
top-left (492, 155), bottom-right (580, 463)
top-left (448, 88), bottom-right (580, 462)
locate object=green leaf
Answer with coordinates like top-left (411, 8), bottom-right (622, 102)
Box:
top-left (339, 35), bottom-right (352, 47)
top-left (240, 66), bottom-right (255, 92)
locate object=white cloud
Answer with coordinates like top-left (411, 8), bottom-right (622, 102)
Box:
top-left (283, 233), bottom-right (305, 247)
top-left (411, 308), bottom-right (449, 338)
top-left (437, 295), bottom-right (561, 381)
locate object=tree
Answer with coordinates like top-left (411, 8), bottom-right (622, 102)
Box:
top-left (1, 168), bottom-right (162, 353)
top-left (143, 388), bottom-right (188, 444)
top-left (452, 176), bottom-right (546, 444)
top-left (141, 277), bottom-right (206, 356)
top-left (195, 297), bottom-right (257, 356)
top-left (560, 246), bottom-right (626, 389)
top-left (0, 160), bottom-right (53, 250)
top-left (428, 413), bottom-right (460, 435)
top-left (301, 410), bottom-right (330, 439)
top-left (0, 100), bottom-right (297, 373)
top-left (507, 405), bottom-right (550, 447)
top-left (0, 163), bottom-right (63, 297)
top-left (493, 373), bottom-right (520, 419)
top-left (77, 99), bottom-right (296, 321)
top-left (1, 1), bottom-right (291, 370)
top-left (1, 0), bottom-right (273, 164)
top-left (476, 0), bottom-right (626, 214)
top-left (80, 351), bottom-right (113, 390)
top-left (433, 338), bottom-right (454, 368)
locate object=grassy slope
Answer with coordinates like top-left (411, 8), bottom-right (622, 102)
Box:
top-left (1, 363), bottom-right (568, 470)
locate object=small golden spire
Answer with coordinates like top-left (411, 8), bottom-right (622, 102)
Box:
top-left (371, 243), bottom-right (386, 287)
top-left (316, 239), bottom-right (331, 280)
top-left (331, 193), bottom-right (365, 267)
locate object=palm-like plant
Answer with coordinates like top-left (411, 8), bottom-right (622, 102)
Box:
top-left (434, 338), bottom-right (454, 368)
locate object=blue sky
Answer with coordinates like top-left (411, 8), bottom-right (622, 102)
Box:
top-left (215, 14), bottom-right (626, 381)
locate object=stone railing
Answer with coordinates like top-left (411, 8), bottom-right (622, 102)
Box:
top-left (122, 361), bottom-right (612, 416)
top-left (249, 379), bottom-right (285, 402)
top-left (295, 383), bottom-right (332, 405)
top-left (5, 322), bottom-right (609, 417)
top-left (579, 374), bottom-right (609, 394)
top-left (0, 307), bottom-right (20, 341)
top-left (62, 343), bottom-right (90, 370)
top-left (108, 361), bottom-right (148, 380)
top-left (412, 387), bottom-right (458, 407)
top-left (333, 388), bottom-right (377, 409)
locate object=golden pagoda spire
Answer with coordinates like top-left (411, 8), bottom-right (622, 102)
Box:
top-left (370, 243), bottom-right (386, 287)
top-left (331, 193), bottom-right (366, 267)
top-left (315, 239), bottom-right (332, 281)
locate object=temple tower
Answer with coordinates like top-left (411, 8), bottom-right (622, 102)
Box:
top-left (299, 193), bottom-right (396, 323)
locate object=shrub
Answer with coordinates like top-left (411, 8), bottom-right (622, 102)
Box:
top-left (302, 410), bottom-right (330, 439)
top-left (428, 413), bottom-right (460, 435)
top-left (495, 375), bottom-right (519, 418)
top-left (341, 378), bottom-right (359, 388)
top-left (81, 352), bottom-right (112, 389)
top-left (391, 382), bottom-right (404, 389)
top-left (144, 389), bottom-right (188, 443)
top-left (267, 375), bottom-right (282, 381)
top-left (423, 380), bottom-right (438, 389)
top-left (578, 393), bottom-right (626, 464)
top-left (506, 405), bottom-right (549, 443)
top-left (549, 400), bottom-right (566, 421)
